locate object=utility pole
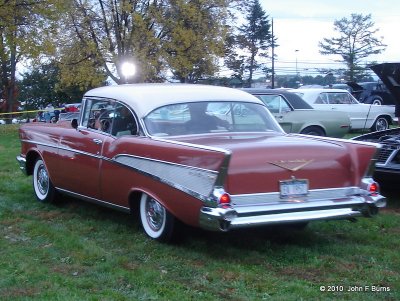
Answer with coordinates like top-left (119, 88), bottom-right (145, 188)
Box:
top-left (271, 18), bottom-right (275, 89)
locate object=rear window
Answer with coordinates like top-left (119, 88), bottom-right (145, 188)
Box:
top-left (144, 101), bottom-right (283, 136)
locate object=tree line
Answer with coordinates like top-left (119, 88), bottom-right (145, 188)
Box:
top-left (0, 0), bottom-right (386, 115)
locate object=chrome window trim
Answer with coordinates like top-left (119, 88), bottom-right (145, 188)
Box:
top-left (79, 98), bottom-right (142, 137)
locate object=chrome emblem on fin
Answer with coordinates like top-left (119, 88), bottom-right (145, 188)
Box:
top-left (270, 159), bottom-right (314, 172)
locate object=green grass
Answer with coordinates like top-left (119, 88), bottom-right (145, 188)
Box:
top-left (1, 125), bottom-right (399, 300)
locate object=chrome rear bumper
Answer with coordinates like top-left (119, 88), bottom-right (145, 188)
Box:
top-left (199, 189), bottom-right (386, 232)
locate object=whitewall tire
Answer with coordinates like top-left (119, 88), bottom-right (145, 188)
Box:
top-left (139, 193), bottom-right (176, 242)
top-left (33, 159), bottom-right (56, 203)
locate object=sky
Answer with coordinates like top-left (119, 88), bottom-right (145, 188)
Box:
top-left (257, 0), bottom-right (400, 77)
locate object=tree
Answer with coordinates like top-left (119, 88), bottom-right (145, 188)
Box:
top-left (163, 0), bottom-right (229, 83)
top-left (0, 0), bottom-right (63, 119)
top-left (319, 14), bottom-right (386, 81)
top-left (226, 0), bottom-right (271, 87)
top-left (17, 63), bottom-right (85, 110)
top-left (57, 0), bottom-right (240, 84)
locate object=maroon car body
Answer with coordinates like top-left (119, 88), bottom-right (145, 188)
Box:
top-left (17, 84), bottom-right (386, 242)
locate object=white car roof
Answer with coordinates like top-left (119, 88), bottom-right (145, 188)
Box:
top-left (84, 84), bottom-right (263, 118)
top-left (292, 88), bottom-right (357, 100)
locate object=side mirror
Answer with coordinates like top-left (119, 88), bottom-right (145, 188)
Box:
top-left (71, 119), bottom-right (78, 129)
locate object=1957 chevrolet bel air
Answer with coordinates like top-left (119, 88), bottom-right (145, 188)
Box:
top-left (17, 84), bottom-right (386, 242)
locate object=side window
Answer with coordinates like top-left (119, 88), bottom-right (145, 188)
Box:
top-left (315, 93), bottom-right (328, 104)
top-left (81, 98), bottom-right (114, 133)
top-left (258, 95), bottom-right (291, 114)
top-left (327, 93), bottom-right (342, 104)
top-left (110, 103), bottom-right (138, 137)
top-left (278, 96), bottom-right (292, 113)
top-left (330, 93), bottom-right (352, 104)
top-left (342, 93), bottom-right (355, 104)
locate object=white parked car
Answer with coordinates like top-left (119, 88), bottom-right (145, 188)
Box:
top-left (0, 119), bottom-right (5, 125)
top-left (292, 88), bottom-right (396, 131)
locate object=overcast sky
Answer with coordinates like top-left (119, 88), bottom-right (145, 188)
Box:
top-left (259, 0), bottom-right (400, 77)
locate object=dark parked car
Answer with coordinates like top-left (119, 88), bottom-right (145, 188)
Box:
top-left (353, 63), bottom-right (400, 185)
top-left (347, 81), bottom-right (396, 106)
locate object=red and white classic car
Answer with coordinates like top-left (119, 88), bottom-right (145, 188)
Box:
top-left (17, 84), bottom-right (386, 242)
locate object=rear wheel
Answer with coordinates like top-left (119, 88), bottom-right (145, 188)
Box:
top-left (139, 193), bottom-right (177, 242)
top-left (33, 159), bottom-right (56, 203)
top-left (371, 116), bottom-right (389, 131)
top-left (369, 97), bottom-right (383, 105)
top-left (300, 126), bottom-right (325, 136)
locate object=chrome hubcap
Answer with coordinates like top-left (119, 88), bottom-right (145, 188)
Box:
top-left (37, 165), bottom-right (49, 195)
top-left (376, 119), bottom-right (387, 131)
top-left (145, 198), bottom-right (165, 231)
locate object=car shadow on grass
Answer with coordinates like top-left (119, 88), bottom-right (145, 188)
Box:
top-left (50, 193), bottom-right (387, 258)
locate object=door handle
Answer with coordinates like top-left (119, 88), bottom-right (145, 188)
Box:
top-left (92, 138), bottom-right (103, 145)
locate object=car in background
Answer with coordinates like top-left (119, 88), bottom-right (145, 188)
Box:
top-left (0, 119), bottom-right (5, 125)
top-left (293, 88), bottom-right (395, 132)
top-left (16, 84), bottom-right (385, 242)
top-left (353, 63), bottom-right (400, 186)
top-left (63, 103), bottom-right (81, 112)
top-left (242, 88), bottom-right (350, 137)
top-left (346, 81), bottom-right (396, 106)
top-left (57, 103), bottom-right (82, 122)
top-left (328, 83), bottom-right (353, 93)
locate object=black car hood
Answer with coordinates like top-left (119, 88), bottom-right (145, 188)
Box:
top-left (370, 63), bottom-right (400, 105)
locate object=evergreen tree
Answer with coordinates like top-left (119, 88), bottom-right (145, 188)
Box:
top-left (227, 0), bottom-right (271, 86)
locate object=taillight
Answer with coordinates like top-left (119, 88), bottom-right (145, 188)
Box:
top-left (219, 193), bottom-right (231, 205)
top-left (212, 188), bottom-right (231, 206)
top-left (368, 182), bottom-right (379, 196)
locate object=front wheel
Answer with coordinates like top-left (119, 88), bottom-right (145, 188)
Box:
top-left (300, 126), bottom-right (325, 136)
top-left (33, 159), bottom-right (56, 203)
top-left (139, 194), bottom-right (177, 242)
top-left (371, 117), bottom-right (389, 132)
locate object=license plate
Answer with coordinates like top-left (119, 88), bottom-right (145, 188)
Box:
top-left (280, 179), bottom-right (308, 198)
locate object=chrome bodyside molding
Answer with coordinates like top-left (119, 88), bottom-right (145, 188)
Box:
top-left (113, 154), bottom-right (219, 200)
top-left (20, 139), bottom-right (229, 203)
top-left (21, 139), bottom-right (102, 160)
top-left (56, 188), bottom-right (131, 213)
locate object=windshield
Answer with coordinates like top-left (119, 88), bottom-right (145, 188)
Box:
top-left (144, 101), bottom-right (283, 136)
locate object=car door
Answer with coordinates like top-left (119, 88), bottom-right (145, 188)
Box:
top-left (257, 94), bottom-right (295, 132)
top-left (57, 98), bottom-right (115, 199)
top-left (324, 92), bottom-right (368, 129)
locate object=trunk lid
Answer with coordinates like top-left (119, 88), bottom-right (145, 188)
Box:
top-left (173, 132), bottom-right (370, 195)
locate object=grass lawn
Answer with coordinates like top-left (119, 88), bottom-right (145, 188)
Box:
top-left (0, 125), bottom-right (399, 300)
